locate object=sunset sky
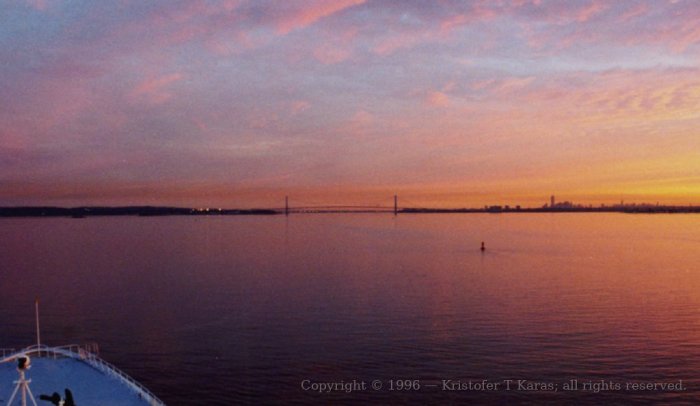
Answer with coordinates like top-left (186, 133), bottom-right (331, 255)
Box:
top-left (2, 0), bottom-right (699, 208)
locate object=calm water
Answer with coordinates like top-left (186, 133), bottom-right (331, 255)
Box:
top-left (1, 214), bottom-right (699, 404)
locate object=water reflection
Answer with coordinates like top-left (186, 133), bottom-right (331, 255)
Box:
top-left (0, 214), bottom-right (699, 404)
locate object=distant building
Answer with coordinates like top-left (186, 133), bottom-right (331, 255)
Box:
top-left (550, 195), bottom-right (555, 207)
top-left (553, 200), bottom-right (574, 209)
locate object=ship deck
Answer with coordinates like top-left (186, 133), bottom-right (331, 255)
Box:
top-left (0, 345), bottom-right (164, 406)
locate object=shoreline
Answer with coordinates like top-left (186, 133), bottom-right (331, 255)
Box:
top-left (1, 205), bottom-right (699, 217)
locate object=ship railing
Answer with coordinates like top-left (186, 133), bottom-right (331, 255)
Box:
top-left (0, 344), bottom-right (165, 406)
top-left (1, 344), bottom-right (98, 361)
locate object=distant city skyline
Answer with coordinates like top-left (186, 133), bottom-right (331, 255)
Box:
top-left (1, 1), bottom-right (699, 207)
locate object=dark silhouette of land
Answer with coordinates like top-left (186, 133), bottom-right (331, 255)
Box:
top-left (0, 203), bottom-right (698, 217)
top-left (0, 206), bottom-right (276, 217)
top-left (402, 196), bottom-right (700, 214)
top-left (401, 205), bottom-right (700, 214)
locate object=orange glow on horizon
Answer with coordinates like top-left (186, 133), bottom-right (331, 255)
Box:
top-left (1, 2), bottom-right (699, 207)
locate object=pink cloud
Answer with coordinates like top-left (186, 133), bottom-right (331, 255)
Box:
top-left (246, 109), bottom-right (279, 130)
top-left (671, 20), bottom-right (700, 53)
top-left (339, 110), bottom-right (378, 140)
top-left (515, 1), bottom-right (700, 53)
top-left (291, 100), bottom-right (310, 114)
top-left (0, 127), bottom-right (29, 150)
top-left (372, 34), bottom-right (426, 56)
top-left (192, 117), bottom-right (210, 132)
top-left (440, 14), bottom-right (471, 32)
top-left (351, 110), bottom-right (373, 124)
top-left (25, 0), bottom-right (46, 11)
top-left (472, 77), bottom-right (535, 95)
top-left (495, 77), bottom-right (535, 93)
top-left (371, 3), bottom-right (499, 56)
top-left (307, 24), bottom-right (358, 64)
top-left (88, 0), bottom-right (366, 62)
top-left (439, 5), bottom-right (497, 34)
top-left (425, 91), bottom-right (450, 107)
top-left (275, 0), bottom-right (366, 34)
top-left (131, 73), bottom-right (183, 105)
top-left (28, 79), bottom-right (102, 136)
top-left (619, 3), bottom-right (648, 22)
top-left (313, 45), bottom-right (352, 64)
top-left (513, 68), bottom-right (700, 126)
top-left (574, 1), bottom-right (607, 22)
top-left (513, 0), bottom-right (609, 25)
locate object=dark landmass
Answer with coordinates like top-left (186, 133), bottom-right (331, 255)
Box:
top-left (0, 206), bottom-right (277, 217)
top-left (1, 204), bottom-right (698, 217)
top-left (402, 205), bottom-right (700, 214)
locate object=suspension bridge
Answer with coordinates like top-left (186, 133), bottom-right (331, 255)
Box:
top-left (270, 195), bottom-right (409, 215)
